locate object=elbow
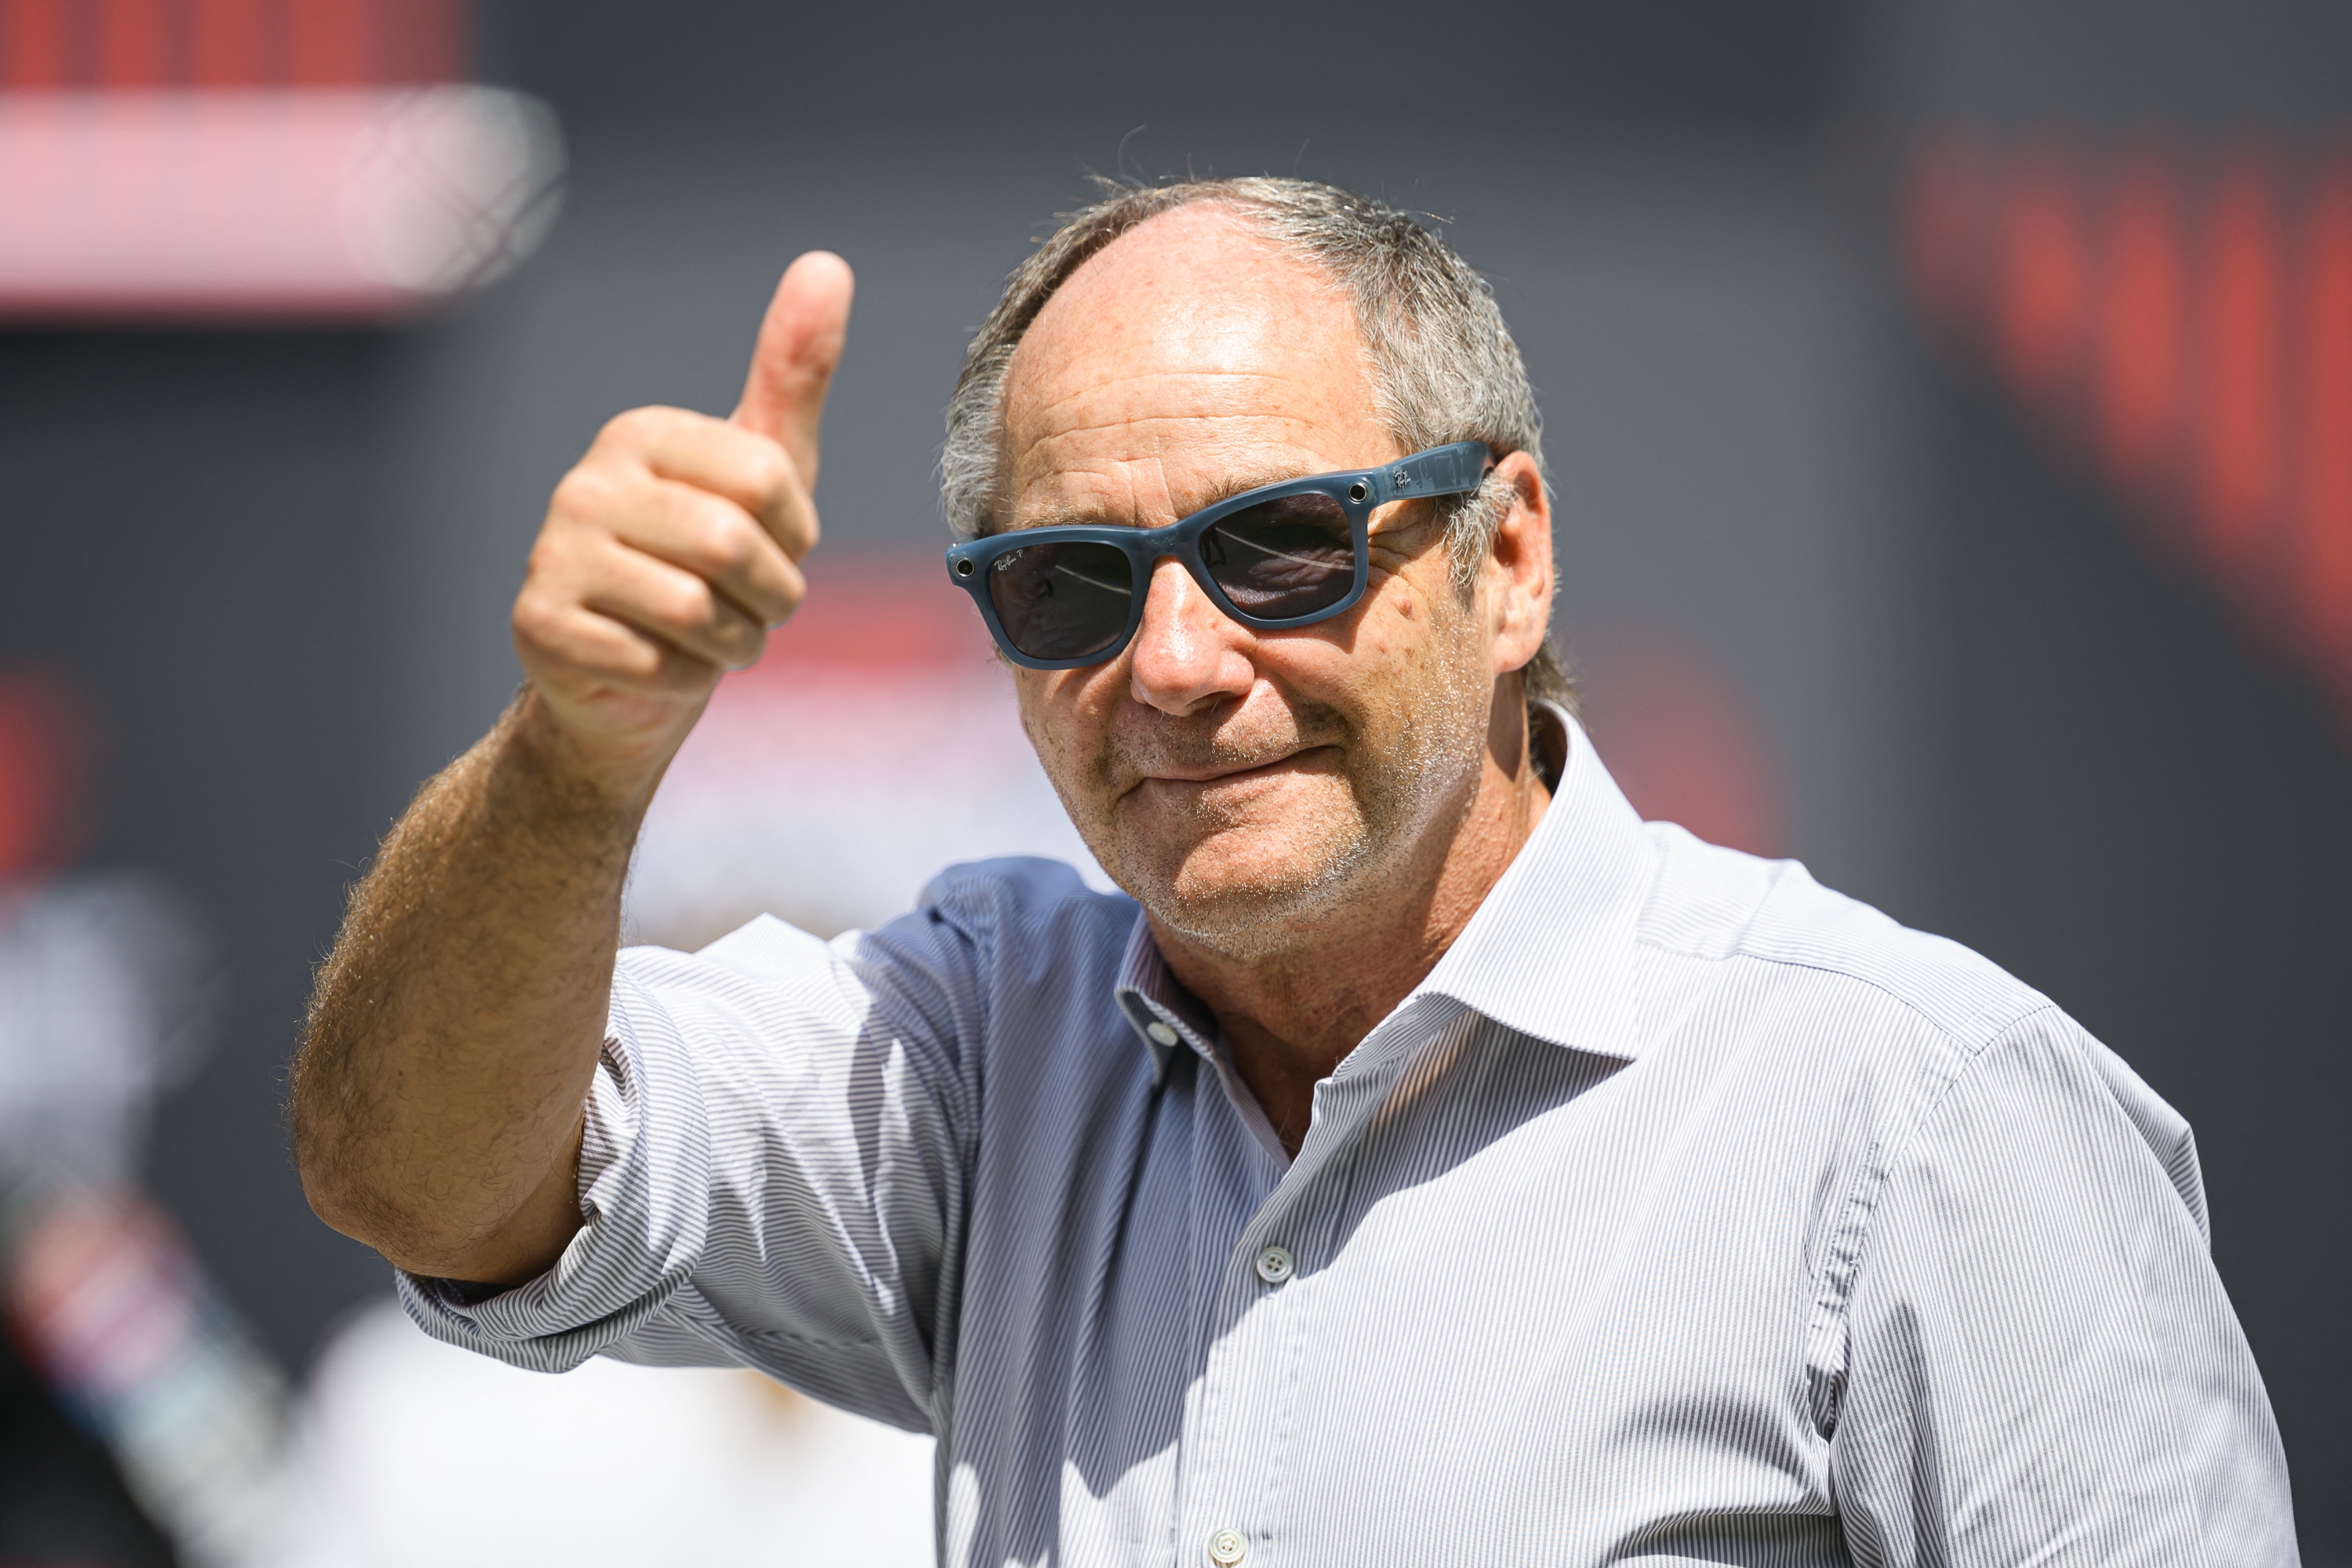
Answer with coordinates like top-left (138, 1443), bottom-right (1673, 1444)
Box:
top-left (296, 1157), bottom-right (484, 1280)
top-left (294, 1149), bottom-right (376, 1250)
top-left (286, 1048), bottom-right (588, 1284)
top-left (293, 1113), bottom-right (586, 1287)
top-left (289, 1102), bottom-right (449, 1276)
top-left (291, 1120), bottom-right (407, 1263)
top-left (289, 1034), bottom-right (387, 1249)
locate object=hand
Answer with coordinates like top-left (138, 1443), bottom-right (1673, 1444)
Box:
top-left (510, 252), bottom-right (855, 790)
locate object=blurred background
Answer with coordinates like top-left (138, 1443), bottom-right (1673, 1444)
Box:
top-left (1, 0), bottom-right (2346, 1561)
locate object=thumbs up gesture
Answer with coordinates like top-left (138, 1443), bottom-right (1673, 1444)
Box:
top-left (511, 252), bottom-right (855, 788)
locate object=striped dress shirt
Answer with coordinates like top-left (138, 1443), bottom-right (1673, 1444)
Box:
top-left (402, 714), bottom-right (2298, 1567)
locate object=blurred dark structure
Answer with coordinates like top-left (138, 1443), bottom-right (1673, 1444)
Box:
top-left (0, 1334), bottom-right (174, 1566)
top-left (1, 0), bottom-right (2345, 1559)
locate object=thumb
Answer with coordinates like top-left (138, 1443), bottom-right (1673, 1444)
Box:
top-left (731, 251), bottom-right (855, 488)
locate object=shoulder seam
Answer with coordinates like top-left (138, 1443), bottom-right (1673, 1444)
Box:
top-left (1637, 933), bottom-right (2053, 1054)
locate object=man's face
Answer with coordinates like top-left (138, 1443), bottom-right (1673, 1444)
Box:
top-left (998, 205), bottom-right (1508, 954)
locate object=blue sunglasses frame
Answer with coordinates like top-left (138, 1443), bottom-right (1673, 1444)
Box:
top-left (943, 441), bottom-right (1493, 670)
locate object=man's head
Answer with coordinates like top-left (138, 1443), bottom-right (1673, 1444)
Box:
top-left (942, 179), bottom-right (1566, 955)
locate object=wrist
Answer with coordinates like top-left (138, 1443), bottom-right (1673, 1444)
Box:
top-left (499, 685), bottom-right (687, 826)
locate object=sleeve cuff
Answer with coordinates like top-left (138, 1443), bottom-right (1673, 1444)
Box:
top-left (395, 964), bottom-right (716, 1372)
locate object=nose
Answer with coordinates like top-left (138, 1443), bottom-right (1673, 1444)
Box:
top-left (1127, 557), bottom-right (1254, 716)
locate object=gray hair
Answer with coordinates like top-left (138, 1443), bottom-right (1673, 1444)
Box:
top-left (939, 176), bottom-right (1575, 717)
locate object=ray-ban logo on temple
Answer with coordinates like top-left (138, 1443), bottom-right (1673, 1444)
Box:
top-left (944, 442), bottom-right (1494, 670)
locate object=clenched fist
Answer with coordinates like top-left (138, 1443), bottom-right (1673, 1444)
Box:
top-left (511, 251), bottom-right (855, 786)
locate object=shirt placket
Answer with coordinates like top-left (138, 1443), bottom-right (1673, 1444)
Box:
top-left (1170, 999), bottom-right (1451, 1568)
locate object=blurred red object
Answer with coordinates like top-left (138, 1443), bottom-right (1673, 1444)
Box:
top-left (1574, 627), bottom-right (1787, 859)
top-left (5, 1184), bottom-right (201, 1410)
top-left (1995, 144), bottom-right (2092, 406)
top-left (2092, 152), bottom-right (2187, 495)
top-left (733, 551), bottom-right (997, 684)
top-left (1907, 135), bottom-right (2352, 743)
top-left (0, 663), bottom-right (103, 892)
top-left (0, 0), bottom-right (558, 322)
top-left (2, 0), bottom-right (463, 89)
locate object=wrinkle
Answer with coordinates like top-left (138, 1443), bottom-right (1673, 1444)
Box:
top-left (1011, 426), bottom-right (1334, 514)
top-left (1027, 367), bottom-right (1306, 418)
top-left (1017, 463), bottom-right (1351, 534)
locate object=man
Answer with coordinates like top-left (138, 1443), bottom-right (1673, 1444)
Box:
top-left (292, 178), bottom-right (2296, 1566)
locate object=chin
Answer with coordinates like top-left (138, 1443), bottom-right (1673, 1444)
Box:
top-left (1120, 825), bottom-right (1377, 953)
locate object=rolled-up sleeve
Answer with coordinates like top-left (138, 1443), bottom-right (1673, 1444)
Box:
top-left (1829, 1011), bottom-right (2299, 1566)
top-left (396, 873), bottom-right (1007, 1435)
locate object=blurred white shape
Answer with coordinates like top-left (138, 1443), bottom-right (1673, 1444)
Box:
top-left (0, 87), bottom-right (563, 320)
top-left (625, 555), bottom-right (1109, 946)
top-left (0, 873), bottom-right (216, 1183)
top-left (267, 1298), bottom-right (935, 1568)
top-left (630, 666), bottom-right (1109, 945)
top-left (336, 88), bottom-right (563, 293)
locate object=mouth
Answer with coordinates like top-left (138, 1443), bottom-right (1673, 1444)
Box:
top-left (1134, 746), bottom-right (1338, 791)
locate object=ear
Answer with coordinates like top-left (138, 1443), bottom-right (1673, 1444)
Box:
top-left (1481, 450), bottom-right (1554, 677)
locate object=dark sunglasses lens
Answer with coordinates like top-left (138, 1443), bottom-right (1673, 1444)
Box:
top-left (1200, 493), bottom-right (1356, 620)
top-left (986, 540), bottom-right (1135, 662)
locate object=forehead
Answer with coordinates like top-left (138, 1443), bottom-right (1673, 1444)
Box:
top-left (1000, 205), bottom-right (1385, 524)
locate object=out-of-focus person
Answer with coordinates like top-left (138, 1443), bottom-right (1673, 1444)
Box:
top-left (0, 664), bottom-right (289, 1568)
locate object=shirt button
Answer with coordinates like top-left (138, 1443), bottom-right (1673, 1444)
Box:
top-left (1207, 1526), bottom-right (1248, 1565)
top-left (1145, 1021), bottom-right (1179, 1047)
top-left (1254, 1245), bottom-right (1294, 1286)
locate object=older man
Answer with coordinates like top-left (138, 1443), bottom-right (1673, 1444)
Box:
top-left (293, 179), bottom-right (2296, 1566)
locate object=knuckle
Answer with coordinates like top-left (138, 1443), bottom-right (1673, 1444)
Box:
top-left (549, 466), bottom-right (618, 522)
top-left (599, 405), bottom-right (667, 448)
top-left (620, 639), bottom-right (669, 682)
top-left (511, 593), bottom-right (557, 644)
top-left (524, 525), bottom-right (572, 570)
top-left (662, 576), bottom-right (717, 630)
top-left (692, 513), bottom-right (759, 576)
top-left (744, 445), bottom-right (797, 504)
top-left (523, 537), bottom-right (586, 601)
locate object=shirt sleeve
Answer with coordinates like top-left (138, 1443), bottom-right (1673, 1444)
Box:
top-left (1829, 1010), bottom-right (2299, 1568)
top-left (394, 888), bottom-right (996, 1436)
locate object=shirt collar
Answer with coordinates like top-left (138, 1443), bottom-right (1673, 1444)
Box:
top-left (1410, 702), bottom-right (1653, 1061)
top-left (1114, 915), bottom-right (1219, 1084)
top-left (1110, 701), bottom-right (1657, 1072)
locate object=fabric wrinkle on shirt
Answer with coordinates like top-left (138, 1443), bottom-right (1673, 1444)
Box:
top-left (399, 712), bottom-right (2299, 1568)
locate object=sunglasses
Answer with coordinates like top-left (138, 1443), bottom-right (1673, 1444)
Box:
top-left (943, 441), bottom-right (1493, 670)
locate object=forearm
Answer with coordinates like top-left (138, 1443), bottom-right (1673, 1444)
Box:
top-left (292, 689), bottom-right (655, 1280)
top-left (292, 254), bottom-right (848, 1283)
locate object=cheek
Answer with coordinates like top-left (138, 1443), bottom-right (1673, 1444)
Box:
top-left (1351, 584), bottom-right (1442, 671)
top-left (1015, 670), bottom-right (1116, 793)
top-left (1014, 677), bottom-right (1069, 757)
top-left (1351, 588), bottom-right (1488, 728)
